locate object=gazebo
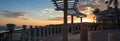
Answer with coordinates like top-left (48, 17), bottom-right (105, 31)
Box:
top-left (51, 0), bottom-right (86, 41)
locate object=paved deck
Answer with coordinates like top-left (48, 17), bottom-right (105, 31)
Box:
top-left (42, 33), bottom-right (80, 41)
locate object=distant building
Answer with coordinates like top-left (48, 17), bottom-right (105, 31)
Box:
top-left (93, 7), bottom-right (120, 30)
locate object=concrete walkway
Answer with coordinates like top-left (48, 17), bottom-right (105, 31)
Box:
top-left (42, 33), bottom-right (80, 41)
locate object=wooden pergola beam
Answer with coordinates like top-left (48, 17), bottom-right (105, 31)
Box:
top-left (52, 0), bottom-right (78, 11)
top-left (52, 0), bottom-right (59, 9)
top-left (55, 8), bottom-right (75, 11)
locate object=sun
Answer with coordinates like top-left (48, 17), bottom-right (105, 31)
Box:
top-left (82, 19), bottom-right (93, 22)
top-left (75, 19), bottom-right (94, 23)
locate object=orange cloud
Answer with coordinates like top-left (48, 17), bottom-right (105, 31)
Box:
top-left (0, 14), bottom-right (95, 27)
top-left (47, 14), bottom-right (95, 23)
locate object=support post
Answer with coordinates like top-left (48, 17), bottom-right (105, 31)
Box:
top-left (62, 0), bottom-right (68, 41)
top-left (71, 15), bottom-right (74, 33)
top-left (80, 17), bottom-right (83, 28)
top-left (80, 17), bottom-right (88, 41)
top-left (80, 28), bottom-right (88, 41)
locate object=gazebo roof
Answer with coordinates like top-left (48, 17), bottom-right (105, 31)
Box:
top-left (51, 0), bottom-right (86, 17)
top-left (52, 0), bottom-right (79, 10)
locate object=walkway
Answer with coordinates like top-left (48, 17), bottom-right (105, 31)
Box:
top-left (43, 33), bottom-right (80, 41)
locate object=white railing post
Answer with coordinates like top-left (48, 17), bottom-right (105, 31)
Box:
top-left (54, 26), bottom-right (57, 34)
top-left (59, 26), bottom-right (61, 34)
top-left (28, 25), bottom-right (32, 41)
top-left (50, 26), bottom-right (52, 35)
top-left (43, 27), bottom-right (45, 38)
top-left (47, 26), bottom-right (49, 36)
top-left (51, 26), bottom-right (54, 35)
top-left (7, 24), bottom-right (16, 41)
top-left (54, 26), bottom-right (56, 34)
top-left (38, 26), bottom-right (41, 41)
top-left (48, 27), bottom-right (50, 35)
top-left (22, 25), bottom-right (27, 41)
top-left (57, 26), bottom-right (59, 34)
top-left (45, 27), bottom-right (47, 37)
top-left (33, 26), bottom-right (37, 41)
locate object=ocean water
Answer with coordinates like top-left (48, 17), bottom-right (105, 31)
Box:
top-left (0, 27), bottom-right (7, 31)
top-left (0, 26), bottom-right (23, 31)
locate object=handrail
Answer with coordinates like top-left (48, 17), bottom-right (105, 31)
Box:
top-left (0, 24), bottom-right (83, 41)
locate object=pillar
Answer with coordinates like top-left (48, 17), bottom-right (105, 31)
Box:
top-left (71, 15), bottom-right (74, 33)
top-left (63, 0), bottom-right (68, 41)
top-left (80, 28), bottom-right (88, 41)
top-left (7, 24), bottom-right (16, 41)
top-left (22, 25), bottom-right (27, 41)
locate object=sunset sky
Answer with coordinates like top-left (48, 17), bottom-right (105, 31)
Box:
top-left (0, 0), bottom-right (119, 26)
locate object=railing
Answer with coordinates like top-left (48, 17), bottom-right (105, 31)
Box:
top-left (1, 23), bottom-right (118, 41)
top-left (0, 24), bottom-right (82, 41)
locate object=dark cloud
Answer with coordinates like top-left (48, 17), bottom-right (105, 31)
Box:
top-left (2, 11), bottom-right (28, 20)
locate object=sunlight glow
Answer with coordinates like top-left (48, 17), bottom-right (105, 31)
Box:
top-left (75, 19), bottom-right (93, 23)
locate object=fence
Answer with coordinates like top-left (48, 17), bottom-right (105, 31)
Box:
top-left (0, 24), bottom-right (82, 41)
